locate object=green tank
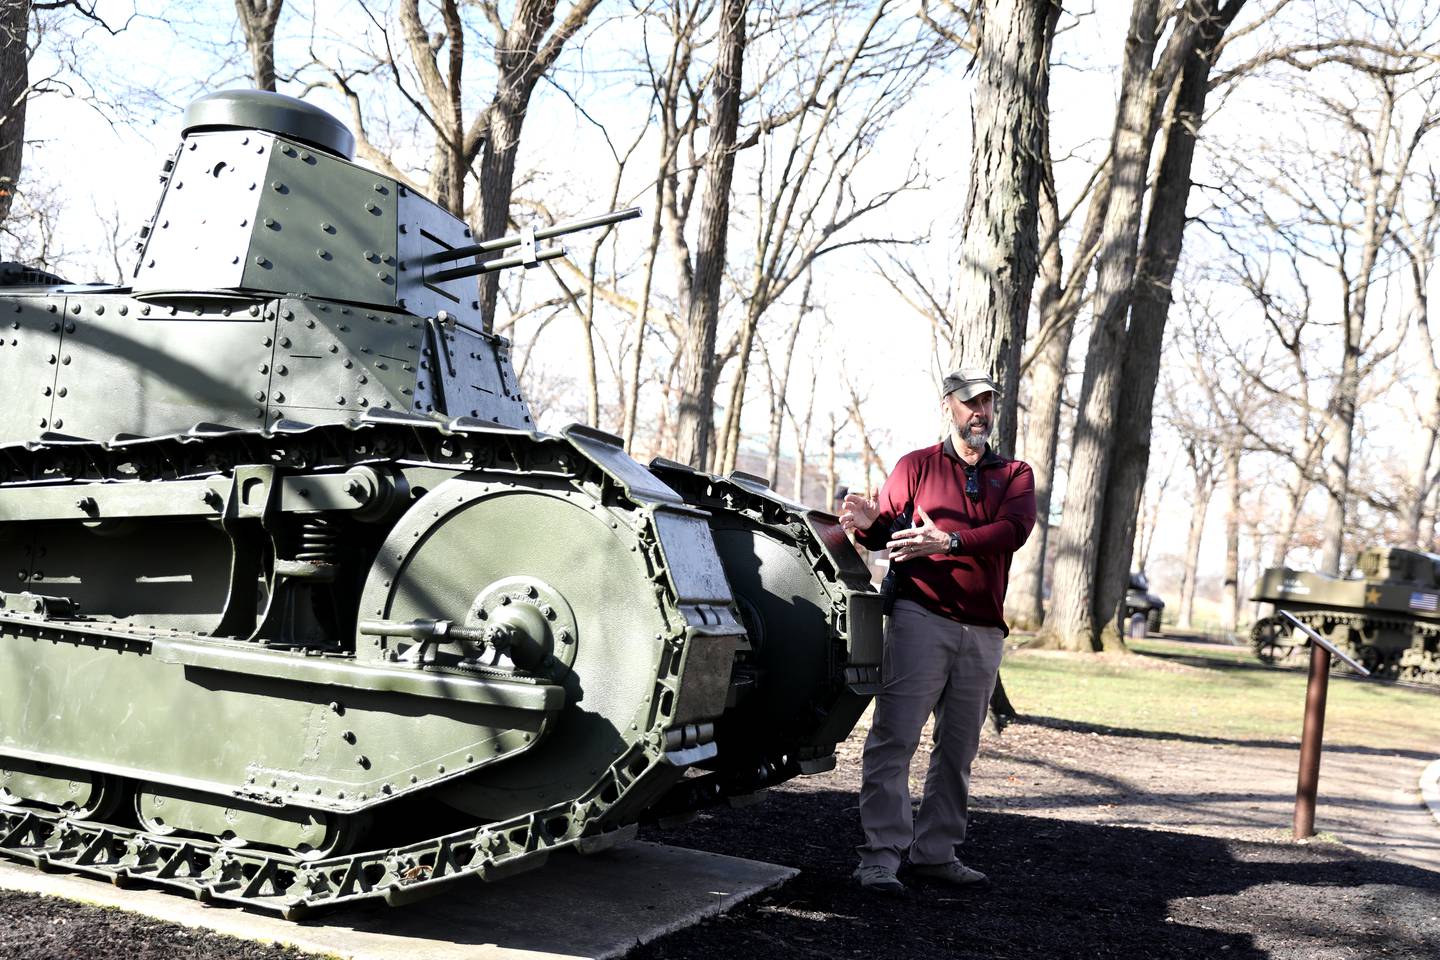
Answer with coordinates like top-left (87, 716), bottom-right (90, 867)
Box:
top-left (0, 90), bottom-right (881, 916)
top-left (1250, 546), bottom-right (1440, 683)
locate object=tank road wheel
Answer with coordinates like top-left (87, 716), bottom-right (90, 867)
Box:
top-left (0, 759), bottom-right (121, 821)
top-left (132, 784), bottom-right (359, 859)
top-left (357, 474), bottom-right (698, 827)
top-left (1250, 616), bottom-right (1290, 665)
top-left (1358, 644), bottom-right (1385, 677)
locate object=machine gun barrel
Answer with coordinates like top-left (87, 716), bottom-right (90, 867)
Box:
top-left (423, 207), bottom-right (642, 267)
top-left (426, 245), bottom-right (568, 283)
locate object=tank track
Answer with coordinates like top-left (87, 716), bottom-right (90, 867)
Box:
top-left (0, 411), bottom-right (721, 916)
top-left (1251, 609), bottom-right (1440, 686)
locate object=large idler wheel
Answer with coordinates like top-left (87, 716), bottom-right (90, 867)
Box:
top-left (357, 474), bottom-right (677, 823)
top-left (1250, 616), bottom-right (1289, 665)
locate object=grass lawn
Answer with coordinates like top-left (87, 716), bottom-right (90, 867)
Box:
top-left (998, 639), bottom-right (1439, 754)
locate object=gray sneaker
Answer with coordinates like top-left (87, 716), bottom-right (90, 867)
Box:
top-left (852, 864), bottom-right (907, 895)
top-left (909, 860), bottom-right (987, 886)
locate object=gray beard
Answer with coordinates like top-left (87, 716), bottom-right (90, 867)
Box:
top-left (960, 424), bottom-right (989, 451)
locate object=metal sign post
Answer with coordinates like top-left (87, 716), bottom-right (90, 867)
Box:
top-left (1279, 611), bottom-right (1371, 839)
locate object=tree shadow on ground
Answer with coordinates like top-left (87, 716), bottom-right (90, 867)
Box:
top-left (1016, 714), bottom-right (1437, 762)
top-left (1134, 644), bottom-right (1440, 701)
top-left (635, 786), bottom-right (1440, 960)
top-left (1133, 646), bottom-right (1279, 674)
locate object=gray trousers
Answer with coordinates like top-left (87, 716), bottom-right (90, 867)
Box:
top-left (857, 599), bottom-right (1005, 871)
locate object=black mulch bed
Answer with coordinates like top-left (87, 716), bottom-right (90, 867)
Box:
top-left (3, 724), bottom-right (1438, 959)
top-left (0, 890), bottom-right (313, 959)
top-left (633, 787), bottom-right (1440, 960)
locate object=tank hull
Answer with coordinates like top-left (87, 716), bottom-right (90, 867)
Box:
top-left (0, 90), bottom-right (880, 912)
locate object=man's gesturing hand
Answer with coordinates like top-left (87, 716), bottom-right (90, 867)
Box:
top-left (886, 506), bottom-right (951, 562)
top-left (840, 491), bottom-right (879, 534)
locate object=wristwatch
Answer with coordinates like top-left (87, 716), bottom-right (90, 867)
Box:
top-left (946, 532), bottom-right (962, 555)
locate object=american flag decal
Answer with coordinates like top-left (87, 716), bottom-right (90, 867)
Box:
top-left (1410, 591), bottom-right (1439, 612)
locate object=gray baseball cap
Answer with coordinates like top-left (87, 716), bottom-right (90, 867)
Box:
top-left (941, 368), bottom-right (999, 401)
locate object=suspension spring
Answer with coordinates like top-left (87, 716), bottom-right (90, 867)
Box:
top-left (296, 516), bottom-right (340, 564)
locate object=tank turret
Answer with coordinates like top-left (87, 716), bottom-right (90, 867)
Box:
top-left (134, 89), bottom-right (488, 328)
top-left (0, 90), bottom-right (642, 444)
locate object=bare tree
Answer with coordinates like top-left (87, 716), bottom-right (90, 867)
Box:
top-left (0, 0), bottom-right (29, 225)
top-left (1043, 0), bottom-right (1176, 650)
top-left (1132, 444), bottom-right (1176, 575)
top-left (713, 1), bottom-right (939, 476)
top-left (1175, 435), bottom-right (1222, 629)
top-left (823, 411), bottom-right (844, 512)
top-left (788, 349), bottom-right (822, 502)
top-left (844, 378), bottom-right (889, 494)
top-left (947, 0), bottom-right (1060, 458)
top-left (1397, 172), bottom-right (1440, 549)
top-left (1212, 11), bottom-right (1439, 573)
top-left (1221, 441), bottom-right (1243, 633)
top-left (1090, 0), bottom-right (1249, 646)
top-left (674, 0), bottom-right (744, 467)
top-left (0, 1), bottom-right (139, 244)
top-left (762, 273), bottom-right (813, 486)
top-left (1004, 110), bottom-right (1108, 631)
top-left (234, 0), bottom-right (283, 91)
top-left (315, 0), bottom-right (600, 330)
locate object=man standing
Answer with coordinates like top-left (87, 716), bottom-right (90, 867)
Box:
top-left (840, 369), bottom-right (1036, 894)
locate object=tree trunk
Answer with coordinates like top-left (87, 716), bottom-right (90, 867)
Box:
top-left (1402, 250), bottom-right (1439, 549)
top-left (1090, 0), bottom-right (1241, 647)
top-left (1423, 479), bottom-right (1440, 552)
top-left (1320, 75), bottom-right (1397, 573)
top-left (765, 282), bottom-right (809, 486)
top-left (717, 302), bottom-right (760, 475)
top-left (235, 1), bottom-right (283, 92)
top-left (986, 674), bottom-right (1018, 733)
top-left (674, 0), bottom-right (745, 467)
top-left (824, 415), bottom-right (839, 513)
top-left (1221, 444), bottom-right (1241, 633)
top-left (1043, 0), bottom-right (1163, 651)
top-left (476, 102), bottom-right (525, 327)
top-left (947, 0), bottom-right (1059, 459)
top-left (473, 0), bottom-right (602, 331)
top-left (1177, 473), bottom-right (1212, 629)
top-left (621, 222), bottom-right (660, 449)
top-left (1004, 147), bottom-right (1063, 632)
top-left (0, 0), bottom-right (29, 226)
top-left (1319, 303), bottom-right (1360, 576)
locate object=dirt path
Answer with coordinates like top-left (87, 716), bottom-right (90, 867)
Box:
top-left (978, 716), bottom-right (1440, 872)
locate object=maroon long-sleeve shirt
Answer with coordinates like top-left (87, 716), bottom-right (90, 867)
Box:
top-left (856, 438), bottom-right (1037, 633)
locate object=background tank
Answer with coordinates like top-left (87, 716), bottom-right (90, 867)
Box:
top-left (0, 90), bottom-right (880, 915)
top-left (1250, 546), bottom-right (1440, 683)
